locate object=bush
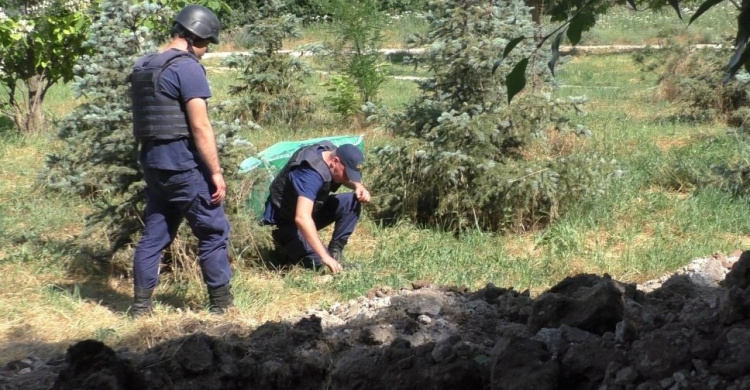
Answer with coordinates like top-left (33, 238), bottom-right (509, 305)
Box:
top-left (222, 0), bottom-right (314, 126)
top-left (653, 130), bottom-right (750, 199)
top-left (372, 95), bottom-right (618, 232)
top-left (369, 0), bottom-right (619, 232)
top-left (636, 43), bottom-right (750, 125)
top-left (318, 0), bottom-right (389, 113)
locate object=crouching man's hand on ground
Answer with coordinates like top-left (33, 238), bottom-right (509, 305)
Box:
top-left (321, 255), bottom-right (343, 274)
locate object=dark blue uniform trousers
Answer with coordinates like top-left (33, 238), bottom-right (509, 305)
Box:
top-left (272, 193), bottom-right (361, 267)
top-left (134, 167), bottom-right (232, 289)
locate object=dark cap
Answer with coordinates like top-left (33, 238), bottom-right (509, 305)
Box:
top-left (336, 144), bottom-right (364, 183)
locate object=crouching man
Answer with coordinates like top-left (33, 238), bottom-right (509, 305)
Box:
top-left (262, 142), bottom-right (371, 274)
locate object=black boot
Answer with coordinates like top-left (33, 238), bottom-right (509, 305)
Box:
top-left (130, 286), bottom-right (154, 318)
top-left (329, 239), bottom-right (360, 269)
top-left (301, 256), bottom-right (322, 270)
top-left (207, 284), bottom-right (234, 314)
top-left (328, 239), bottom-right (348, 262)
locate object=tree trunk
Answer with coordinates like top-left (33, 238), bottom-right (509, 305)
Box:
top-left (13, 74), bottom-right (48, 133)
top-left (525, 0), bottom-right (543, 24)
top-left (26, 74), bottom-right (46, 133)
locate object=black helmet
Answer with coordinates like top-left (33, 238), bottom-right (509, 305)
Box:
top-left (174, 5), bottom-right (220, 44)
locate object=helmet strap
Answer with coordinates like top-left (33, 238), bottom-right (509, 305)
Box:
top-left (185, 35), bottom-right (196, 55)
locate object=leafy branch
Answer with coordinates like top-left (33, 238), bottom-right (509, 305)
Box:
top-left (498, 0), bottom-right (750, 104)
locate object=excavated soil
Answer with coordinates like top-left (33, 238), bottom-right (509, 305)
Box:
top-left (3, 251), bottom-right (750, 390)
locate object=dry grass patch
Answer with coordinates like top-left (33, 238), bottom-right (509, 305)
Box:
top-left (0, 270), bottom-right (125, 364)
top-left (0, 264), bottom-right (342, 364)
top-left (502, 232), bottom-right (542, 259)
top-left (654, 135), bottom-right (690, 152)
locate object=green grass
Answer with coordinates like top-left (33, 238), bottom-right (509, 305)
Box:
top-left (280, 12), bottom-right (428, 50)
top-left (576, 3), bottom-right (736, 46)
top-left (2, 8), bottom-right (750, 363)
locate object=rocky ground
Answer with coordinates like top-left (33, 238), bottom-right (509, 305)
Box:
top-left (2, 250), bottom-right (750, 390)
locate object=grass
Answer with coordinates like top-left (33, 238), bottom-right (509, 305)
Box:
top-left (576, 2), bottom-right (736, 46)
top-left (2, 6), bottom-right (750, 364)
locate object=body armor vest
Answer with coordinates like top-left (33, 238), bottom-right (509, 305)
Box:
top-left (131, 49), bottom-right (200, 140)
top-left (269, 142), bottom-right (339, 224)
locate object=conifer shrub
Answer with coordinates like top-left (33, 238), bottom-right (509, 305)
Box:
top-left (221, 0), bottom-right (313, 126)
top-left (284, 0), bottom-right (326, 24)
top-left (369, 0), bottom-right (619, 232)
top-left (316, 0), bottom-right (389, 119)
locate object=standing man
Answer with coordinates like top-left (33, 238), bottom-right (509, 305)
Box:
top-left (129, 4), bottom-right (233, 316)
top-left (263, 142), bottom-right (371, 274)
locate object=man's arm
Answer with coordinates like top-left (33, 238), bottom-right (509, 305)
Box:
top-left (295, 196), bottom-right (343, 274)
top-left (186, 98), bottom-right (225, 204)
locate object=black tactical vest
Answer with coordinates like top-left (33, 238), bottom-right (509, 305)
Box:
top-left (130, 49), bottom-right (200, 140)
top-left (269, 142), bottom-right (340, 224)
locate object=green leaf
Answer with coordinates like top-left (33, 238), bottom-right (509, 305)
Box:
top-left (493, 36), bottom-right (524, 75)
top-left (506, 58), bottom-right (528, 104)
top-left (725, 37), bottom-right (750, 82)
top-left (473, 354), bottom-right (489, 364)
top-left (567, 17), bottom-right (583, 46)
top-left (724, 1), bottom-right (750, 81)
top-left (689, 0), bottom-right (725, 25)
top-left (548, 32), bottom-right (564, 76)
top-left (566, 12), bottom-right (595, 46)
top-left (668, 0), bottom-right (683, 20)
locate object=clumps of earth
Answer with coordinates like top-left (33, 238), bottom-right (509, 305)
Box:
top-left (3, 251), bottom-right (750, 390)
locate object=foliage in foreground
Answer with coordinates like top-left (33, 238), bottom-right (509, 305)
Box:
top-left (370, 0), bottom-right (619, 232)
top-left (0, 0), bottom-right (92, 133)
top-left (503, 0), bottom-right (750, 104)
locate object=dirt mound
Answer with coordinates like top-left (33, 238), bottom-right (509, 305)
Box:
top-left (3, 251), bottom-right (750, 389)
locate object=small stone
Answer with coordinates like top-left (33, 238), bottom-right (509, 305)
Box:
top-left (412, 280), bottom-right (430, 289)
top-left (316, 275), bottom-right (333, 283)
top-left (616, 320), bottom-right (636, 344)
top-left (431, 340), bottom-right (455, 363)
top-left (453, 341), bottom-right (471, 358)
top-left (417, 315), bottom-right (432, 324)
top-left (614, 367), bottom-right (638, 385)
top-left (397, 355), bottom-right (415, 370)
top-left (659, 377), bottom-right (675, 389)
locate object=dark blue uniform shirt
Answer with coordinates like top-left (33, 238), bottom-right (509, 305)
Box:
top-left (263, 155), bottom-right (326, 225)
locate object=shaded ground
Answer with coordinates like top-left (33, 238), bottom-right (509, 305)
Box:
top-left (3, 251), bottom-right (750, 389)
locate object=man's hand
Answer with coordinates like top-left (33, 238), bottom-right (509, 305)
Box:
top-left (210, 172), bottom-right (226, 204)
top-left (353, 183), bottom-right (371, 203)
top-left (296, 196), bottom-right (342, 273)
top-left (321, 255), bottom-right (343, 274)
